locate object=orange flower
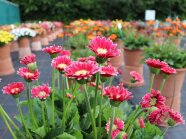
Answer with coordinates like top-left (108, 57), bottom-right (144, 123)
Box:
top-left (165, 17), bottom-right (172, 22)
top-left (108, 34), bottom-right (117, 41)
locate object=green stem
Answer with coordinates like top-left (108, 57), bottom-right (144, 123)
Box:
top-left (65, 76), bottom-right (69, 90)
top-left (93, 73), bottom-right (100, 118)
top-left (58, 72), bottom-right (60, 89)
top-left (83, 85), bottom-right (97, 139)
top-left (52, 69), bottom-right (55, 128)
top-left (61, 83), bottom-right (79, 127)
top-left (0, 105), bottom-right (19, 130)
top-left (108, 77), bottom-right (113, 86)
top-left (108, 106), bottom-right (115, 139)
top-left (98, 83), bottom-right (104, 139)
top-left (162, 126), bottom-right (169, 136)
top-left (42, 101), bottom-right (46, 131)
top-left (148, 73), bottom-right (155, 92)
top-left (27, 82), bottom-right (38, 128)
top-left (16, 98), bottom-right (32, 139)
top-left (160, 78), bottom-right (166, 93)
top-left (0, 108), bottom-right (17, 139)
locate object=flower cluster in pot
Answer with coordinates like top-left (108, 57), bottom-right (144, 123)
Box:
top-left (0, 30), bottom-right (14, 47)
top-left (0, 36), bottom-right (185, 139)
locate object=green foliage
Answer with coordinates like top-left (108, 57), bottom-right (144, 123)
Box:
top-left (131, 122), bottom-right (163, 139)
top-left (124, 31), bottom-right (152, 50)
top-left (10, 0), bottom-right (186, 23)
top-left (144, 44), bottom-right (186, 68)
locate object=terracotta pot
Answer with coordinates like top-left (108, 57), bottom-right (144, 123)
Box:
top-left (150, 68), bottom-right (186, 112)
top-left (18, 37), bottom-right (32, 59)
top-left (10, 41), bottom-right (19, 52)
top-left (123, 47), bottom-right (144, 67)
top-left (121, 65), bottom-right (144, 87)
top-left (31, 36), bottom-right (42, 51)
top-left (41, 35), bottom-right (49, 46)
top-left (0, 44), bottom-right (15, 75)
top-left (109, 39), bottom-right (124, 67)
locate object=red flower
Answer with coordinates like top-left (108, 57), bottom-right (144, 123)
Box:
top-left (31, 84), bottom-right (51, 100)
top-left (138, 117), bottom-right (145, 128)
top-left (161, 66), bottom-right (176, 75)
top-left (17, 67), bottom-right (40, 82)
top-left (88, 36), bottom-right (120, 58)
top-left (42, 45), bottom-right (62, 55)
top-left (100, 65), bottom-right (118, 77)
top-left (130, 71), bottom-right (142, 83)
top-left (140, 89), bottom-right (165, 108)
top-left (168, 109), bottom-right (185, 125)
top-left (146, 58), bottom-right (167, 69)
top-left (60, 49), bottom-right (71, 57)
top-left (104, 84), bottom-right (133, 102)
top-left (78, 56), bottom-right (96, 62)
top-left (117, 68), bottom-right (123, 75)
top-left (106, 118), bottom-right (124, 139)
top-left (2, 82), bottom-right (24, 96)
top-left (20, 54), bottom-right (36, 65)
top-left (64, 61), bottom-right (99, 80)
top-left (148, 106), bottom-right (170, 125)
top-left (51, 56), bottom-right (72, 72)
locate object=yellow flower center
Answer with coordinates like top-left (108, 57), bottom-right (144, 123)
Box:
top-left (11, 88), bottom-right (19, 93)
top-left (38, 91), bottom-right (46, 97)
top-left (57, 63), bottom-right (67, 69)
top-left (25, 72), bottom-right (34, 76)
top-left (75, 70), bottom-right (88, 76)
top-left (150, 98), bottom-right (157, 106)
top-left (97, 48), bottom-right (107, 54)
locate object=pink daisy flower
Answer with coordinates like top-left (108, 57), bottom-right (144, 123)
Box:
top-left (88, 36), bottom-right (120, 59)
top-left (140, 89), bottom-right (165, 108)
top-left (17, 67), bottom-right (40, 82)
top-left (64, 61), bottom-right (99, 81)
top-left (161, 66), bottom-right (176, 75)
top-left (168, 109), bottom-right (185, 125)
top-left (104, 84), bottom-right (133, 102)
top-left (106, 118), bottom-right (124, 139)
top-left (42, 45), bottom-right (62, 57)
top-left (130, 71), bottom-right (142, 83)
top-left (100, 65), bottom-right (118, 77)
top-left (20, 54), bottom-right (37, 71)
top-left (146, 58), bottom-right (167, 69)
top-left (2, 82), bottom-right (24, 97)
top-left (60, 49), bottom-right (71, 57)
top-left (31, 84), bottom-right (51, 100)
top-left (51, 56), bottom-right (72, 73)
top-left (148, 106), bottom-right (170, 125)
top-left (138, 117), bottom-right (145, 128)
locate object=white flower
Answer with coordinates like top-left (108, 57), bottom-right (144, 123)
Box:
top-left (11, 28), bottom-right (36, 40)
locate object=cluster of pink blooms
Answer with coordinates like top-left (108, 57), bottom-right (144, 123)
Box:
top-left (146, 58), bottom-right (176, 75)
top-left (130, 71), bottom-right (142, 83)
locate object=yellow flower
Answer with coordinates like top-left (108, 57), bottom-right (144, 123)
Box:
top-left (0, 30), bottom-right (14, 47)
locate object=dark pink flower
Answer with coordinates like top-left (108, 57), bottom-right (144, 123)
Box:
top-left (20, 54), bottom-right (36, 65)
top-left (31, 84), bottom-right (51, 100)
top-left (88, 36), bottom-right (120, 58)
top-left (168, 109), bottom-right (185, 125)
top-left (104, 84), bottom-right (133, 102)
top-left (64, 61), bottom-right (99, 80)
top-left (42, 45), bottom-right (62, 55)
top-left (130, 71), bottom-right (142, 83)
top-left (148, 106), bottom-right (170, 125)
top-left (78, 56), bottom-right (96, 62)
top-left (140, 89), bottom-right (165, 108)
top-left (60, 49), bottom-right (71, 57)
top-left (117, 68), bottom-right (123, 75)
top-left (66, 93), bottom-right (74, 99)
top-left (2, 82), bottom-right (24, 96)
top-left (106, 118), bottom-right (124, 139)
top-left (146, 58), bottom-right (167, 69)
top-left (51, 56), bottom-right (72, 72)
top-left (138, 117), bottom-right (145, 128)
top-left (161, 66), bottom-right (176, 75)
top-left (100, 65), bottom-right (118, 77)
top-left (17, 67), bottom-right (40, 82)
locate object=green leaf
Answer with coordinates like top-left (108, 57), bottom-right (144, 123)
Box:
top-left (33, 126), bottom-right (46, 138)
top-left (19, 100), bottom-right (28, 106)
top-left (44, 127), bottom-right (64, 139)
top-left (55, 132), bottom-right (76, 139)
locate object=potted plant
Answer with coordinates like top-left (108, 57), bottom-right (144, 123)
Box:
top-left (11, 28), bottom-right (36, 59)
top-left (145, 44), bottom-right (186, 112)
top-left (0, 30), bottom-right (15, 75)
top-left (0, 36), bottom-right (184, 139)
top-left (121, 28), bottom-right (152, 87)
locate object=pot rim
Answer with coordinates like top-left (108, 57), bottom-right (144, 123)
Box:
top-left (123, 47), bottom-right (144, 51)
